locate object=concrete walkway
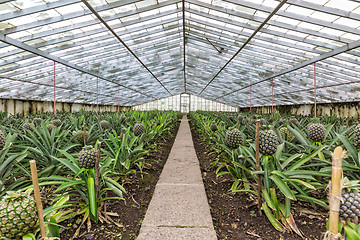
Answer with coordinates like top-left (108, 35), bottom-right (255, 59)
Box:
top-left (137, 116), bottom-right (217, 240)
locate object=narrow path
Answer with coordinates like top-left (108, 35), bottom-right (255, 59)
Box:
top-left (137, 116), bottom-right (217, 240)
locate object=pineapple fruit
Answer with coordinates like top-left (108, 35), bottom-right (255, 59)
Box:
top-left (210, 123), bottom-right (217, 132)
top-left (307, 123), bottom-right (326, 142)
top-left (0, 130), bottom-right (5, 150)
top-left (225, 129), bottom-right (243, 149)
top-left (259, 130), bottom-right (279, 155)
top-left (354, 124), bottom-right (360, 148)
top-left (47, 124), bottom-right (56, 132)
top-left (133, 123), bottom-right (145, 136)
top-left (100, 120), bottom-right (109, 129)
top-left (51, 119), bottom-right (62, 127)
top-left (79, 146), bottom-right (97, 169)
top-left (279, 127), bottom-right (294, 141)
top-left (33, 118), bottom-right (42, 126)
top-left (23, 122), bottom-right (34, 131)
top-left (0, 191), bottom-right (38, 239)
top-left (75, 130), bottom-right (89, 145)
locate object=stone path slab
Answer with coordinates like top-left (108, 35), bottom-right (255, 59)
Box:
top-left (137, 116), bottom-right (217, 240)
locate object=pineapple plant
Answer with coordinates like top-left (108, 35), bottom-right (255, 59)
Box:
top-left (75, 130), bottom-right (89, 145)
top-left (52, 119), bottom-right (62, 127)
top-left (33, 118), bottom-right (42, 126)
top-left (22, 122), bottom-right (34, 131)
top-left (289, 118), bottom-right (299, 127)
top-left (353, 124), bottom-right (360, 148)
top-left (339, 178), bottom-right (360, 220)
top-left (225, 129), bottom-right (243, 149)
top-left (78, 146), bottom-right (97, 169)
top-left (47, 123), bottom-right (56, 132)
top-left (307, 123), bottom-right (326, 142)
top-left (133, 123), bottom-right (145, 136)
top-left (210, 123), bottom-right (217, 132)
top-left (0, 191), bottom-right (38, 239)
top-left (259, 129), bottom-right (279, 155)
top-left (100, 120), bottom-right (109, 129)
top-left (279, 127), bottom-right (294, 141)
top-left (0, 130), bottom-right (5, 150)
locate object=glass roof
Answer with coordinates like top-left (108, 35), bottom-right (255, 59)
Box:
top-left (0, 0), bottom-right (359, 107)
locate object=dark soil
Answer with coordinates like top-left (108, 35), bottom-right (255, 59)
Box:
top-left (189, 121), bottom-right (327, 240)
top-left (61, 124), bottom-right (179, 240)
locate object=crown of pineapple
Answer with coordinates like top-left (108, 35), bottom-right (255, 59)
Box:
top-left (133, 123), bottom-right (145, 136)
top-left (353, 124), bottom-right (360, 148)
top-left (259, 130), bottom-right (279, 156)
top-left (279, 127), bottom-right (294, 141)
top-left (225, 129), bottom-right (243, 149)
top-left (23, 122), bottom-right (34, 131)
top-left (79, 146), bottom-right (97, 169)
top-left (100, 120), bottom-right (109, 129)
top-left (0, 191), bottom-right (38, 239)
top-left (33, 118), bottom-right (42, 126)
top-left (51, 119), bottom-right (62, 127)
top-left (0, 130), bottom-right (5, 150)
top-left (47, 124), bottom-right (56, 132)
top-left (75, 130), bottom-right (89, 145)
top-left (210, 123), bottom-right (217, 132)
top-left (307, 123), bottom-right (326, 142)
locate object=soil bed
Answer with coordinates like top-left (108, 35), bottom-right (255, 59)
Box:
top-left (61, 123), bottom-right (179, 240)
top-left (189, 121), bottom-right (327, 240)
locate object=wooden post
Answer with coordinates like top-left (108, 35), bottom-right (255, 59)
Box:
top-left (96, 77), bottom-right (99, 116)
top-left (95, 142), bottom-right (101, 211)
top-left (118, 85), bottom-right (120, 112)
top-left (250, 85), bottom-right (252, 113)
top-left (83, 124), bottom-right (87, 146)
top-left (272, 78), bottom-right (274, 115)
top-left (328, 146), bottom-right (344, 239)
top-left (30, 160), bottom-right (47, 239)
top-left (255, 120), bottom-right (262, 215)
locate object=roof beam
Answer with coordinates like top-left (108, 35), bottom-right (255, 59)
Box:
top-left (216, 38), bottom-right (360, 100)
top-left (80, 0), bottom-right (172, 95)
top-left (0, 33), bottom-right (155, 99)
top-left (182, 0), bottom-right (187, 92)
top-left (198, 0), bottom-right (288, 95)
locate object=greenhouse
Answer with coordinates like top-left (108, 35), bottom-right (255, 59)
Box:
top-left (0, 0), bottom-right (359, 239)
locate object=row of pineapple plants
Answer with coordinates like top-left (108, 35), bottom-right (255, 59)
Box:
top-left (0, 109), bottom-right (180, 239)
top-left (189, 110), bottom-right (360, 239)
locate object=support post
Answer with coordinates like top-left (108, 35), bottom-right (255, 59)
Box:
top-left (118, 85), bottom-right (120, 112)
top-left (314, 63), bottom-right (317, 118)
top-left (237, 90), bottom-right (239, 112)
top-left (255, 120), bottom-right (262, 215)
top-left (250, 85), bottom-right (252, 113)
top-left (53, 61), bottom-right (56, 115)
top-left (131, 90), bottom-right (133, 108)
top-left (328, 146), bottom-right (344, 239)
top-left (96, 77), bottom-right (99, 116)
top-left (272, 78), bottom-right (274, 115)
top-left (30, 160), bottom-right (47, 239)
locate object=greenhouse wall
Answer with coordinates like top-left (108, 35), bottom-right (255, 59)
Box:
top-left (0, 98), bottom-right (130, 115)
top-left (239, 102), bottom-right (360, 118)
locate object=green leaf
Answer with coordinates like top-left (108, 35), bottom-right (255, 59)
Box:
top-left (263, 188), bottom-right (275, 210)
top-left (270, 175), bottom-right (296, 200)
top-left (336, 133), bottom-right (359, 167)
top-left (87, 177), bottom-right (98, 223)
top-left (48, 216), bottom-right (60, 237)
top-left (345, 225), bottom-right (360, 240)
top-left (262, 202), bottom-right (283, 232)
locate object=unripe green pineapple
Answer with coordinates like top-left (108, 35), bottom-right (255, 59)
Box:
top-left (23, 122), bottom-right (34, 131)
top-left (0, 191), bottom-right (38, 239)
top-left (52, 119), bottom-right (62, 127)
top-left (210, 123), bottom-right (217, 132)
top-left (279, 127), bottom-right (294, 141)
top-left (353, 124), bottom-right (360, 148)
top-left (0, 130), bottom-right (5, 150)
top-left (100, 120), bottom-right (109, 129)
top-left (79, 146), bottom-right (97, 169)
top-left (47, 124), bottom-right (56, 132)
top-left (259, 130), bottom-right (279, 156)
top-left (225, 129), bottom-right (243, 149)
top-left (307, 123), bottom-right (326, 142)
top-left (238, 115), bottom-right (243, 122)
top-left (133, 123), bottom-right (145, 136)
top-left (33, 118), bottom-right (42, 126)
top-left (75, 130), bottom-right (89, 145)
